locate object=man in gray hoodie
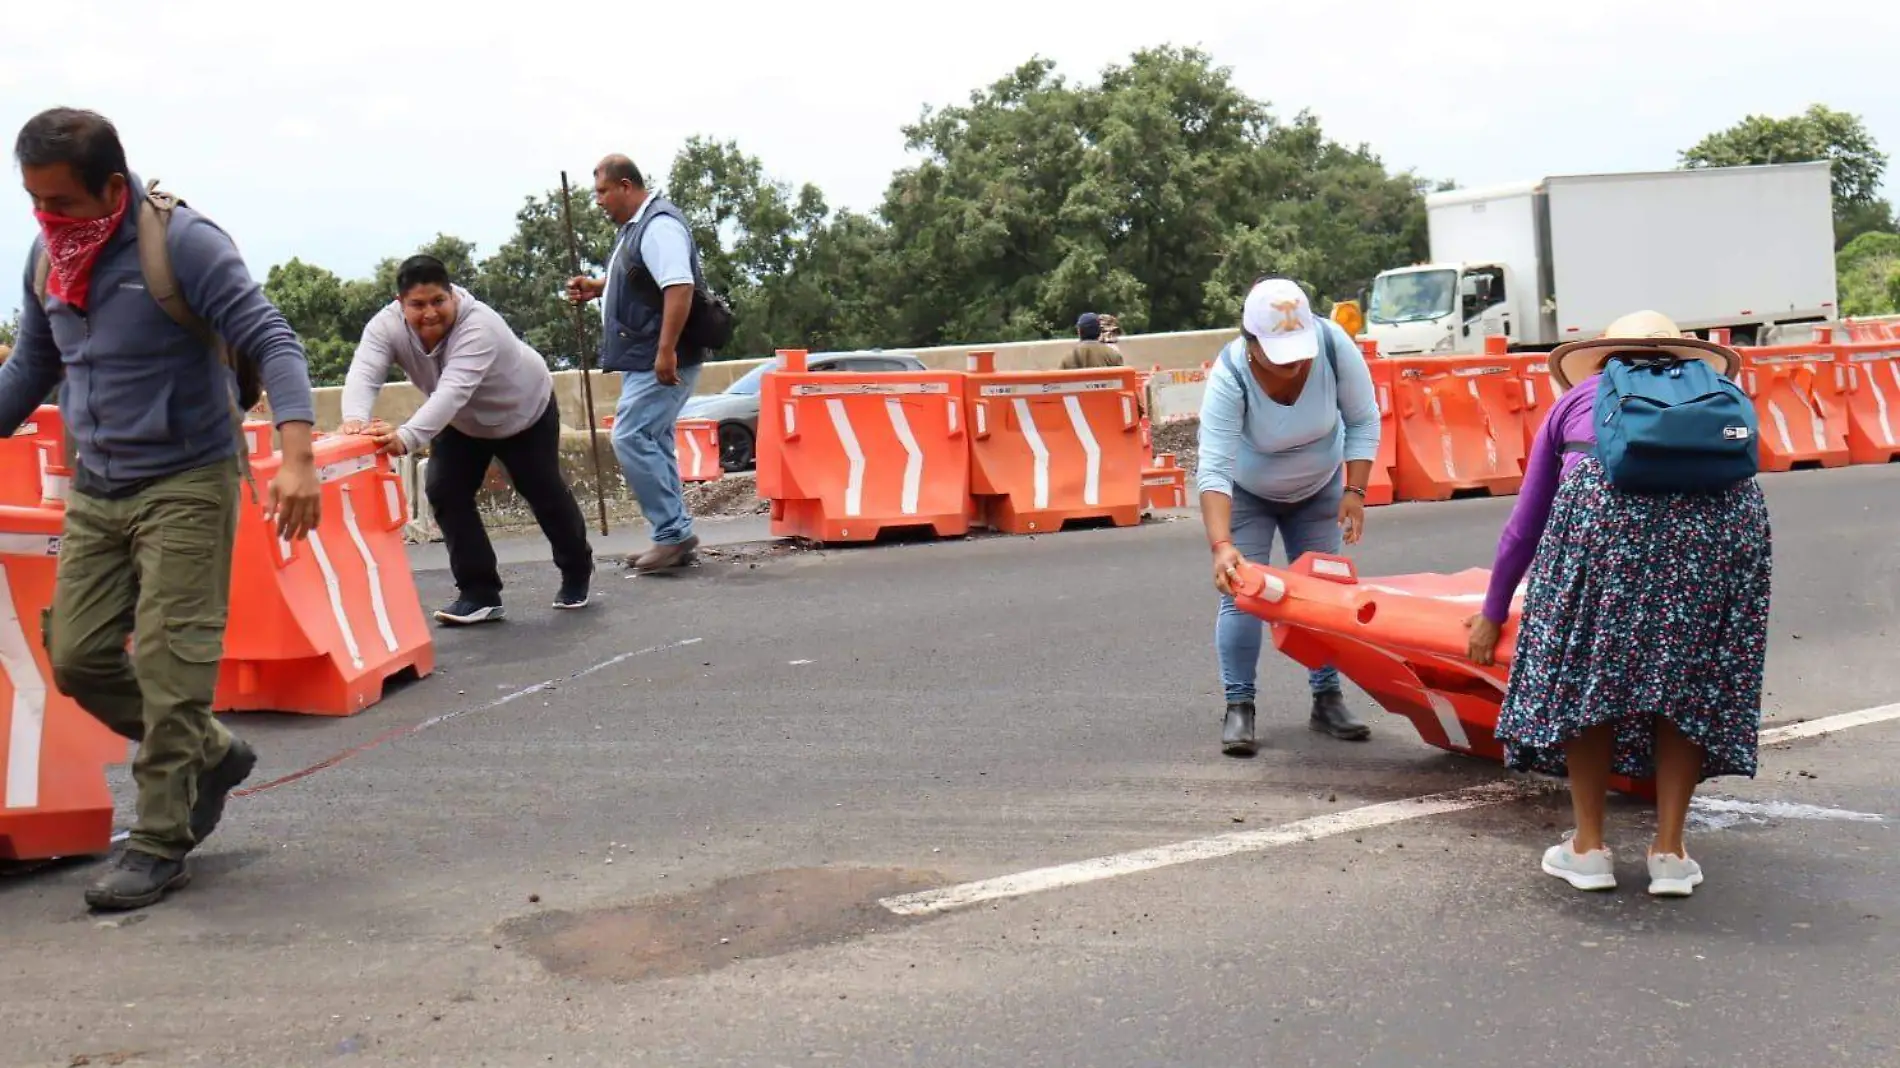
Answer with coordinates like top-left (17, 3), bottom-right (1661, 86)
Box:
top-left (0, 108), bottom-right (321, 911)
top-left (341, 255), bottom-right (593, 623)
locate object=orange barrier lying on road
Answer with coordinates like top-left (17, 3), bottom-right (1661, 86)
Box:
top-left (1231, 552), bottom-right (1655, 798)
top-left (756, 349), bottom-right (971, 544)
top-left (676, 418), bottom-right (723, 483)
top-left (0, 502), bottom-right (124, 860)
top-left (0, 406), bottom-right (64, 508)
top-left (963, 353), bottom-right (1144, 534)
top-left (214, 429), bottom-right (435, 717)
top-left (1389, 357), bottom-right (1525, 502)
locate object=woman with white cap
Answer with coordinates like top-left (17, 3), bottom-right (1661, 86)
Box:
top-left (1466, 310), bottom-right (1772, 898)
top-left (1198, 277), bottom-right (1382, 757)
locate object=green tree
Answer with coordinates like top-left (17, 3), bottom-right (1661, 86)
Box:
top-left (0, 310), bottom-right (17, 349)
top-left (1681, 105), bottom-right (1894, 248)
top-left (1837, 231), bottom-right (1900, 317)
top-left (873, 48), bottom-right (1430, 346)
top-left (474, 188), bottom-right (615, 368)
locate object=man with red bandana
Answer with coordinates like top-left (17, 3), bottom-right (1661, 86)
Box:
top-left (0, 108), bottom-right (321, 911)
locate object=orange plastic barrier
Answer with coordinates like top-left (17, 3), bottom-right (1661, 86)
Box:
top-left (1389, 357), bottom-right (1526, 502)
top-left (676, 418), bottom-right (723, 483)
top-left (1142, 453), bottom-right (1188, 512)
top-left (1362, 356), bottom-right (1397, 507)
top-left (1232, 552), bottom-right (1655, 798)
top-left (1739, 350), bottom-right (1851, 472)
top-left (963, 352), bottom-right (1144, 534)
top-left (214, 429), bottom-right (435, 717)
top-left (755, 349), bottom-right (971, 544)
top-left (1839, 345), bottom-right (1900, 465)
top-left (0, 503), bottom-right (124, 860)
top-left (0, 406), bottom-right (64, 508)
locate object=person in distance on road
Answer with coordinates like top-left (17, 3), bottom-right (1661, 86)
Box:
top-left (1198, 277), bottom-right (1382, 757)
top-left (341, 254), bottom-right (595, 625)
top-left (1, 107), bottom-right (322, 911)
top-left (1466, 311), bottom-right (1771, 899)
top-left (566, 155), bottom-right (709, 574)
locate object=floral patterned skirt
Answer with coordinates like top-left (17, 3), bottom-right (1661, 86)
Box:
top-left (1495, 457), bottom-right (1773, 782)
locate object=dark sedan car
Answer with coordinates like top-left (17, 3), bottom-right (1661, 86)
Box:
top-left (680, 350), bottom-right (929, 471)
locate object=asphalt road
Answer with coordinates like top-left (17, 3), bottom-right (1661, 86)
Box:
top-left (4, 464), bottom-right (1898, 1068)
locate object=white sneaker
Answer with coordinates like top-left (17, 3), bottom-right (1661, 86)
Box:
top-left (1542, 834), bottom-right (1617, 891)
top-left (1647, 853), bottom-right (1704, 897)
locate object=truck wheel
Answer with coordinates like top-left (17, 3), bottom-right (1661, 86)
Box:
top-left (720, 423), bottom-right (755, 472)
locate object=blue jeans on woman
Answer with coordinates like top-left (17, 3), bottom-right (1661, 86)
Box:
top-left (1216, 475), bottom-right (1344, 701)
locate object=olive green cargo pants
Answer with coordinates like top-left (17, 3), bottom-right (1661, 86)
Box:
top-left (43, 461), bottom-right (238, 861)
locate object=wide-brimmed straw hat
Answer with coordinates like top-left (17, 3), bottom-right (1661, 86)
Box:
top-left (1549, 310), bottom-right (1742, 391)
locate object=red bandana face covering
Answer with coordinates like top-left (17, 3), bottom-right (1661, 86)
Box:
top-left (34, 186), bottom-right (129, 311)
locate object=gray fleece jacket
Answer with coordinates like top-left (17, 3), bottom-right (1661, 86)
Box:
top-left (0, 174), bottom-right (316, 488)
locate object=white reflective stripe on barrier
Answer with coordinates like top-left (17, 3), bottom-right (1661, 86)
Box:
top-left (792, 382), bottom-right (949, 396)
top-left (886, 398), bottom-right (923, 516)
top-left (1062, 395), bottom-right (1101, 507)
top-left (824, 400), bottom-right (866, 517)
top-left (0, 565), bottom-right (45, 809)
top-left (1013, 399), bottom-right (1051, 510)
top-left (1426, 691), bottom-right (1472, 751)
top-left (306, 531), bottom-right (364, 670)
top-left (340, 486), bottom-right (399, 654)
top-left (683, 430), bottom-right (706, 475)
top-left (318, 454), bottom-right (377, 485)
top-left (0, 535), bottom-right (59, 557)
top-left (977, 379), bottom-right (1122, 397)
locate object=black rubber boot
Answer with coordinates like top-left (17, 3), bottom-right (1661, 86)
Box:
top-left (1222, 701), bottom-right (1258, 757)
top-left (1310, 690), bottom-right (1371, 741)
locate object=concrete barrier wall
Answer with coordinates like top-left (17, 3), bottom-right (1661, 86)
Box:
top-left (288, 327), bottom-right (1239, 431)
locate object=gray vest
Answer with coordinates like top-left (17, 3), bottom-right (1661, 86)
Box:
top-left (600, 197), bottom-right (708, 374)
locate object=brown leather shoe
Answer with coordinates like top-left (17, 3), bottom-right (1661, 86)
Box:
top-left (633, 534), bottom-right (700, 573)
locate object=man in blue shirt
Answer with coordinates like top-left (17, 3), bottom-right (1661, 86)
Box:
top-left (566, 155), bottom-right (707, 572)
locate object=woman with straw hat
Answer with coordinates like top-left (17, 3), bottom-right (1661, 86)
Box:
top-left (1465, 310), bottom-right (1773, 898)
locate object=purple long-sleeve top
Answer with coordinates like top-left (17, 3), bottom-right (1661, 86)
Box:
top-left (1481, 374), bottom-right (1600, 623)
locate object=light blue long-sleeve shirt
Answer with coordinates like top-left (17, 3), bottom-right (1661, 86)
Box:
top-left (1194, 320), bottom-right (1381, 503)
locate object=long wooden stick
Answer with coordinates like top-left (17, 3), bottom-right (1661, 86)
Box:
top-left (557, 170), bottom-right (611, 537)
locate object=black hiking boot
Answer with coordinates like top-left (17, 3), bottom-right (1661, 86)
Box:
top-left (1310, 689), bottom-right (1371, 741)
top-left (1222, 701), bottom-right (1258, 758)
top-left (190, 736), bottom-right (257, 844)
top-left (84, 849), bottom-right (190, 912)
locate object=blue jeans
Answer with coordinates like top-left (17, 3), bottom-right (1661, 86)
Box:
top-left (1216, 474), bottom-right (1344, 702)
top-left (612, 362), bottom-right (703, 545)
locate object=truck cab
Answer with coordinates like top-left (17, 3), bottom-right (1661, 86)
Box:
top-left (1366, 261), bottom-right (1516, 356)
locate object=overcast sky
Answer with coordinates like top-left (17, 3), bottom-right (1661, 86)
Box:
top-left (3, 0), bottom-right (1895, 299)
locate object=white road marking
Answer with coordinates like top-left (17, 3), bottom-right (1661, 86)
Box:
top-left (879, 783), bottom-right (1526, 917)
top-left (882, 702), bottom-right (1900, 918)
top-left (1760, 703), bottom-right (1900, 744)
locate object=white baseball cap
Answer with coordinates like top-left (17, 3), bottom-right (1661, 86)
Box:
top-left (1241, 278), bottom-right (1321, 365)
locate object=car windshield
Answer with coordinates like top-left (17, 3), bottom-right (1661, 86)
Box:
top-left (725, 362), bottom-right (775, 396)
top-left (1369, 269), bottom-right (1458, 325)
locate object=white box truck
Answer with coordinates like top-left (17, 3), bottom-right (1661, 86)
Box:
top-left (1364, 162), bottom-right (1838, 355)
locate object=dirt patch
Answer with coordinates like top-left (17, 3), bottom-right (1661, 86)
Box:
top-left (1151, 419), bottom-right (1200, 476)
top-left (683, 472), bottom-right (770, 517)
top-left (504, 867), bottom-right (944, 983)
